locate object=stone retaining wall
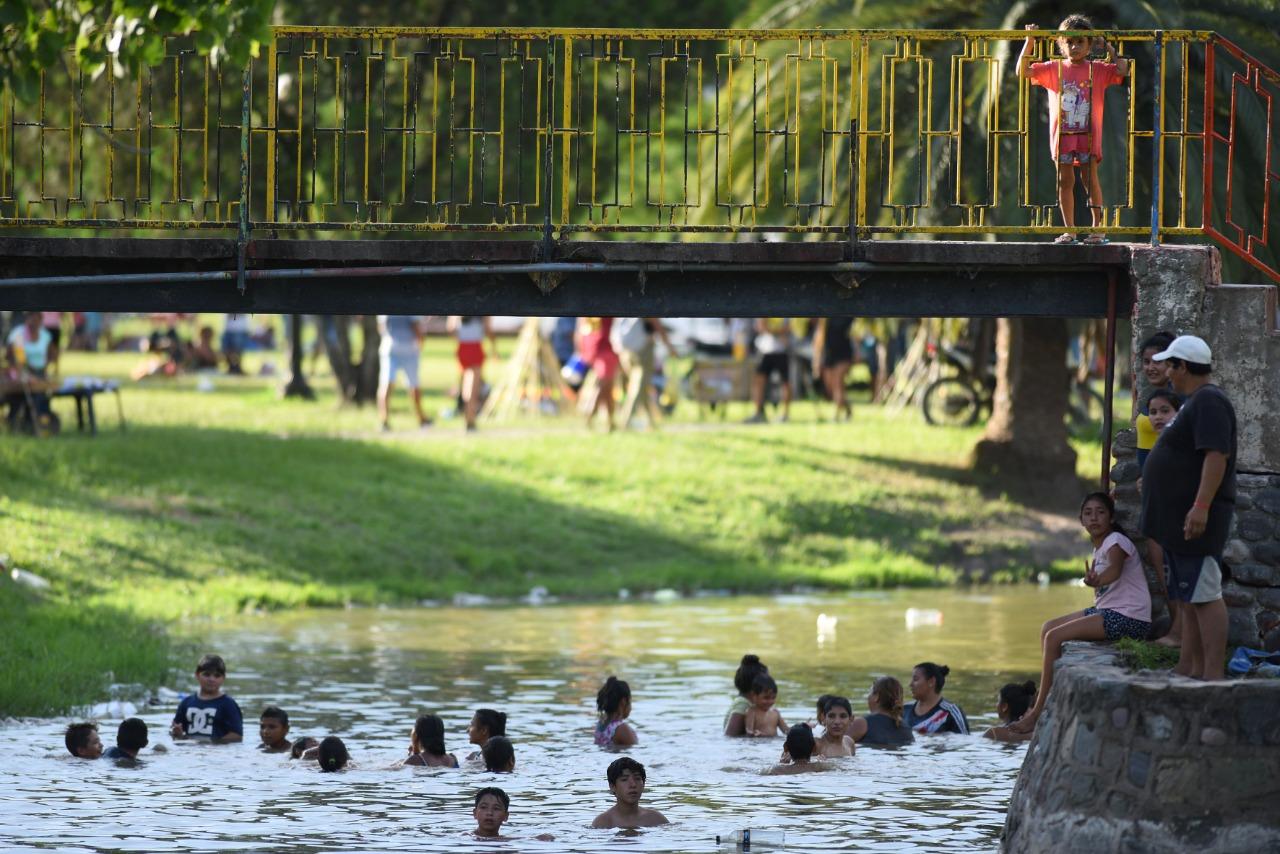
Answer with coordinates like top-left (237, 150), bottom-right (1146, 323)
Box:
top-left (1002, 642), bottom-right (1280, 852)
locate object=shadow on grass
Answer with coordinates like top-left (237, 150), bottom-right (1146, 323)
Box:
top-left (1, 425), bottom-right (747, 607)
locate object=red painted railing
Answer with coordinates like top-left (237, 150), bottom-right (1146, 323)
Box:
top-left (1203, 35), bottom-right (1280, 285)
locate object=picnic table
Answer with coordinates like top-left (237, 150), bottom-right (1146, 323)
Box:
top-left (1, 375), bottom-right (125, 435)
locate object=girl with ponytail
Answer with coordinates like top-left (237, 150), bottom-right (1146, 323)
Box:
top-left (985, 682), bottom-right (1037, 743)
top-left (403, 713), bottom-right (459, 767)
top-left (594, 676), bottom-right (637, 746)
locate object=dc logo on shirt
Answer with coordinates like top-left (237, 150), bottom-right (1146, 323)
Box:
top-left (187, 707), bottom-right (217, 736)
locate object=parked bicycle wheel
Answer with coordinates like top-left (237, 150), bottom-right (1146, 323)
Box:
top-left (921, 377), bottom-right (983, 427)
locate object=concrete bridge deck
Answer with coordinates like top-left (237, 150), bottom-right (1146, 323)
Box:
top-left (0, 237), bottom-right (1132, 317)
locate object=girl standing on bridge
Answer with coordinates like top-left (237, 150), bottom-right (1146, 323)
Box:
top-left (1018, 15), bottom-right (1130, 245)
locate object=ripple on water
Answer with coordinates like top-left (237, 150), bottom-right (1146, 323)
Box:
top-left (2, 589), bottom-right (1091, 852)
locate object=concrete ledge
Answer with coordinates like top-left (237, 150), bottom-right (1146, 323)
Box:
top-left (1002, 642), bottom-right (1280, 852)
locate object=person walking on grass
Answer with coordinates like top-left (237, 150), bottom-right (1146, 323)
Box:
top-left (1017, 15), bottom-right (1129, 245)
top-left (376, 314), bottom-right (430, 432)
top-left (1140, 335), bottom-right (1235, 681)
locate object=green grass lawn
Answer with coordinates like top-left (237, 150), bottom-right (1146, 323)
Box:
top-left (1, 335), bottom-right (1108, 714)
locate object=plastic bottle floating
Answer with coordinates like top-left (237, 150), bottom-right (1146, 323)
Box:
top-left (816, 613), bottom-right (838, 644)
top-left (904, 608), bottom-right (944, 630)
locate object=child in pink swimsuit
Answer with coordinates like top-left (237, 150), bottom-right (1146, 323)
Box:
top-left (1018, 14), bottom-right (1130, 245)
top-left (594, 676), bottom-right (637, 747)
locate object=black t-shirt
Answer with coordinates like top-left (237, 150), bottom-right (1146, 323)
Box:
top-left (1141, 383), bottom-right (1237, 555)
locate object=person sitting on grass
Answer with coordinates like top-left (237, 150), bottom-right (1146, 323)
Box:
top-left (403, 714), bottom-right (458, 768)
top-left (744, 673), bottom-right (787, 738)
top-left (466, 708), bottom-right (507, 760)
top-left (590, 757), bottom-right (669, 829)
top-left (104, 718), bottom-right (148, 761)
top-left (482, 736), bottom-right (516, 773)
top-left (594, 676), bottom-right (638, 747)
top-left (65, 722), bottom-right (103, 760)
top-left (724, 654), bottom-right (768, 737)
top-left (983, 682), bottom-right (1038, 744)
top-left (259, 706), bottom-right (291, 753)
top-left (851, 676), bottom-right (915, 746)
top-left (170, 654), bottom-right (243, 744)
top-left (1010, 493), bottom-right (1151, 734)
top-left (813, 696), bottom-right (855, 758)
top-left (767, 723), bottom-right (836, 775)
top-left (903, 663), bottom-right (969, 735)
top-left (317, 736), bottom-right (350, 772)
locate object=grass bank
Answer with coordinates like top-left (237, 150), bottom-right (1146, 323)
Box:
top-left (1, 339), bottom-right (1105, 714)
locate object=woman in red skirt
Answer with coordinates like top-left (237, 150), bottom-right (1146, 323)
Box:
top-left (577, 317), bottom-right (619, 431)
top-left (449, 316), bottom-right (498, 432)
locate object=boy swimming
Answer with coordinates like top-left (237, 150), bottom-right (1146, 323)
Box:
top-left (481, 736), bottom-right (515, 773)
top-left (64, 722), bottom-right (103, 760)
top-left (473, 787), bottom-right (510, 838)
top-left (103, 718), bottom-right (148, 761)
top-left (767, 723), bottom-right (836, 775)
top-left (590, 757), bottom-right (669, 829)
top-left (170, 654), bottom-right (244, 744)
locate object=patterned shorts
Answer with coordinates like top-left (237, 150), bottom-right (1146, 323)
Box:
top-left (1084, 607), bottom-right (1151, 641)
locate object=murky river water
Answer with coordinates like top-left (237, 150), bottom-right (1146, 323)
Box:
top-left (3, 586), bottom-right (1090, 853)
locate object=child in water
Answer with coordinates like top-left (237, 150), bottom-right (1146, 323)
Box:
top-left (65, 722), bottom-right (103, 759)
top-left (745, 673), bottom-right (787, 738)
top-left (467, 708), bottom-right (507, 760)
top-left (170, 653), bottom-right (244, 744)
top-left (590, 757), bottom-right (669, 828)
top-left (767, 723), bottom-right (836, 775)
top-left (813, 696), bottom-right (855, 758)
top-left (594, 676), bottom-right (638, 747)
top-left (984, 682), bottom-right (1038, 743)
top-left (403, 714), bottom-right (459, 768)
top-left (317, 736), bottom-right (350, 772)
top-left (482, 736), bottom-right (515, 773)
top-left (724, 654), bottom-right (768, 736)
top-left (1017, 14), bottom-right (1130, 245)
top-left (473, 787), bottom-right (510, 838)
top-left (1010, 493), bottom-right (1151, 734)
top-left (258, 707), bottom-right (291, 753)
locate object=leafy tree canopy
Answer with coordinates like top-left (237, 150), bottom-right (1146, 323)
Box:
top-left (0, 0), bottom-right (273, 102)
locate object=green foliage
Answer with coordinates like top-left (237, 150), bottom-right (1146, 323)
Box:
top-left (0, 0), bottom-right (273, 103)
top-left (1115, 637), bottom-right (1181, 671)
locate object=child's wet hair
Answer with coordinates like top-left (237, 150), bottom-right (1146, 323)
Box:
top-left (195, 654), bottom-right (226, 675)
top-left (749, 672), bottom-right (777, 696)
top-left (596, 676), bottom-right (631, 719)
top-left (914, 662), bottom-right (950, 693)
top-left (117, 718), bottom-right (148, 752)
top-left (474, 708), bottom-right (507, 737)
top-left (870, 676), bottom-right (906, 727)
top-left (64, 722), bottom-right (97, 757)
top-left (822, 695), bottom-right (853, 717)
top-left (413, 714), bottom-right (447, 756)
top-left (784, 723), bottom-right (815, 761)
top-left (606, 755), bottom-right (646, 786)
top-left (1147, 389), bottom-right (1181, 412)
top-left (474, 786), bottom-right (510, 809)
top-left (815, 694), bottom-right (835, 718)
top-left (481, 736), bottom-right (515, 772)
top-left (733, 654), bottom-right (768, 696)
top-left (317, 736), bottom-right (349, 772)
top-left (999, 681), bottom-right (1038, 721)
top-left (290, 736), bottom-right (319, 759)
top-left (1057, 13), bottom-right (1093, 30)
top-left (260, 706), bottom-right (289, 727)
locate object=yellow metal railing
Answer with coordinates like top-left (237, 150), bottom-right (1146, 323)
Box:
top-left (0, 26), bottom-right (1273, 261)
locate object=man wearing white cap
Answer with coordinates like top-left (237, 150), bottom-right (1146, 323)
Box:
top-left (1140, 335), bottom-right (1236, 680)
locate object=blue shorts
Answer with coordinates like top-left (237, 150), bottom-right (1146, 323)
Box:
top-left (1163, 551), bottom-right (1224, 604)
top-left (221, 330), bottom-right (249, 353)
top-left (379, 348), bottom-right (420, 389)
top-left (1084, 607), bottom-right (1151, 641)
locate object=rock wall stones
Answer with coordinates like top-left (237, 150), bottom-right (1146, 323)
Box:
top-left (1002, 642), bottom-right (1280, 853)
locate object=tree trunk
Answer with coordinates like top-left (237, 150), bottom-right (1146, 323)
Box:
top-left (970, 318), bottom-right (1077, 494)
top-left (281, 314), bottom-right (316, 400)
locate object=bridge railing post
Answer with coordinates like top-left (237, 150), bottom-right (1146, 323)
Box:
top-left (1150, 31), bottom-right (1164, 247)
top-left (238, 63), bottom-right (252, 295)
top-left (848, 118), bottom-right (860, 259)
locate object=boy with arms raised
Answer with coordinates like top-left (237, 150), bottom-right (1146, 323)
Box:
top-left (591, 757), bottom-right (669, 829)
top-left (170, 654), bottom-right (243, 743)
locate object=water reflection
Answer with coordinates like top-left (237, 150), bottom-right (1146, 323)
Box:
top-left (3, 587), bottom-right (1089, 852)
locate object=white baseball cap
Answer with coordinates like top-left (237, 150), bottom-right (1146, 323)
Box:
top-left (1153, 335), bottom-right (1211, 365)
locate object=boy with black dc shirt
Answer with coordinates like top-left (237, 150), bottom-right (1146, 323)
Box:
top-left (170, 654), bottom-right (244, 743)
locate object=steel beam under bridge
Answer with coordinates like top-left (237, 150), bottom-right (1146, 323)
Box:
top-left (0, 238), bottom-right (1133, 317)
